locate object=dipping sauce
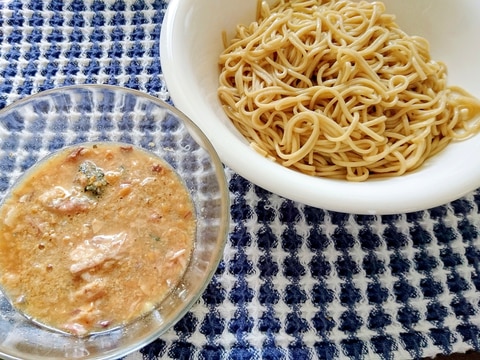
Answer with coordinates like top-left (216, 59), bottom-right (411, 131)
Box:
top-left (0, 143), bottom-right (196, 336)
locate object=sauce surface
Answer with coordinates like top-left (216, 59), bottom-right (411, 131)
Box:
top-left (0, 143), bottom-right (196, 336)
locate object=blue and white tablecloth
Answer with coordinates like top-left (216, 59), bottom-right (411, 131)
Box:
top-left (1, 1), bottom-right (480, 359)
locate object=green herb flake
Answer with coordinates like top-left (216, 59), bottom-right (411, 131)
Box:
top-left (78, 160), bottom-right (109, 196)
top-left (149, 233), bottom-right (161, 242)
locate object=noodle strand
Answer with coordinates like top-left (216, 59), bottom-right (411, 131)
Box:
top-left (218, 0), bottom-right (480, 181)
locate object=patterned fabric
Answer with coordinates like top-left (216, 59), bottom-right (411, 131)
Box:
top-left (1, 1), bottom-right (480, 359)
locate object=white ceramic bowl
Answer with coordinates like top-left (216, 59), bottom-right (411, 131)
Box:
top-left (160, 0), bottom-right (480, 214)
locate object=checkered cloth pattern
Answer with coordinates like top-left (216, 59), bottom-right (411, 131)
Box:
top-left (1, 0), bottom-right (480, 359)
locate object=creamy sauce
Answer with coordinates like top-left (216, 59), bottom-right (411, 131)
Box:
top-left (0, 143), bottom-right (196, 336)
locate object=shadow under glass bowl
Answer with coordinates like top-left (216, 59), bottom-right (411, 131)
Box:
top-left (0, 84), bottom-right (230, 360)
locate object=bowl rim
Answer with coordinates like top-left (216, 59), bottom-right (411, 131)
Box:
top-left (160, 0), bottom-right (480, 215)
top-left (0, 84), bottom-right (231, 360)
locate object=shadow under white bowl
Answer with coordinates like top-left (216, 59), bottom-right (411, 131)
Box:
top-left (160, 0), bottom-right (480, 214)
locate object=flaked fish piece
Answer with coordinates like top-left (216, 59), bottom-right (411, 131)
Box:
top-left (69, 232), bottom-right (129, 274)
top-left (72, 278), bottom-right (106, 302)
top-left (39, 186), bottom-right (94, 214)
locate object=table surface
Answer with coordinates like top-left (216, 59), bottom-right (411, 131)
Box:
top-left (1, 0), bottom-right (480, 359)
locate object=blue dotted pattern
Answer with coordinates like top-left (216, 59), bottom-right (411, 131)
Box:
top-left (1, 1), bottom-right (480, 359)
top-left (0, 0), bottom-right (169, 108)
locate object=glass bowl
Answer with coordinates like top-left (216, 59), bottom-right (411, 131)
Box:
top-left (0, 84), bottom-right (230, 359)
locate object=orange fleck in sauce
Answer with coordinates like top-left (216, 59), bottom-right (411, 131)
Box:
top-left (0, 143), bottom-right (196, 336)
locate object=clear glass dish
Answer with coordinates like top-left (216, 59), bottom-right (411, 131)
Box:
top-left (0, 84), bottom-right (230, 359)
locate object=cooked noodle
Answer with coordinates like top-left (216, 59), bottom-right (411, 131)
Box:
top-left (218, 0), bottom-right (480, 181)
